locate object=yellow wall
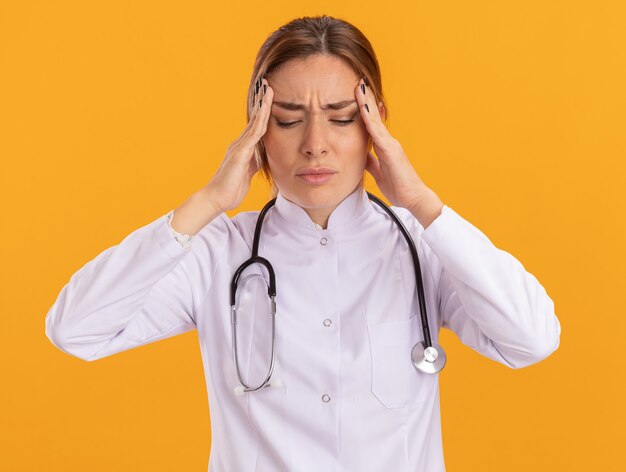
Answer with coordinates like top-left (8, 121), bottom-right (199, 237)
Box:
top-left (2, 1), bottom-right (624, 470)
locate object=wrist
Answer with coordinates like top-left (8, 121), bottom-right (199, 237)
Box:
top-left (198, 185), bottom-right (224, 216)
top-left (407, 188), bottom-right (445, 230)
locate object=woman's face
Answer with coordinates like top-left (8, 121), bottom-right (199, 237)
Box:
top-left (262, 54), bottom-right (372, 218)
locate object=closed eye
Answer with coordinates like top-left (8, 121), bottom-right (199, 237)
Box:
top-left (275, 109), bottom-right (359, 128)
top-left (276, 119), bottom-right (355, 128)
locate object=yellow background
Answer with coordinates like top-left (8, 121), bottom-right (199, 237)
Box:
top-left (1, 1), bottom-right (624, 470)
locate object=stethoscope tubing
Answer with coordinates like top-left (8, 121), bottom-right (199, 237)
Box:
top-left (230, 198), bottom-right (277, 392)
top-left (365, 192), bottom-right (433, 348)
top-left (229, 191), bottom-right (443, 393)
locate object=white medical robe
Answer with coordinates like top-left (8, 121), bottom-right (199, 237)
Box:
top-left (45, 186), bottom-right (561, 471)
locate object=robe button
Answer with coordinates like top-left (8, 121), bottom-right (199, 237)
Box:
top-left (323, 318), bottom-right (332, 327)
top-left (320, 237), bottom-right (328, 246)
top-left (322, 394), bottom-right (331, 403)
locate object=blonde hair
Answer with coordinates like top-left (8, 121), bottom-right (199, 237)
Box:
top-left (247, 14), bottom-right (389, 198)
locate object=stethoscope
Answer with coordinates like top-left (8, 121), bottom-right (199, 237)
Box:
top-left (230, 191), bottom-right (447, 396)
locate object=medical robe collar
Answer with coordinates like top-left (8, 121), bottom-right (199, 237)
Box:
top-left (274, 186), bottom-right (372, 231)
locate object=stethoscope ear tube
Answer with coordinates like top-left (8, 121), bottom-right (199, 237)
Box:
top-left (366, 192), bottom-right (446, 374)
top-left (230, 256), bottom-right (276, 306)
top-left (230, 292), bottom-right (278, 393)
top-left (252, 198), bottom-right (278, 257)
top-left (230, 198), bottom-right (279, 393)
top-left (229, 197), bottom-right (278, 307)
top-left (365, 192), bottom-right (432, 348)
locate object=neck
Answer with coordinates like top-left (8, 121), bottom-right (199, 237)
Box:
top-left (303, 207), bottom-right (334, 229)
top-left (286, 183), bottom-right (363, 230)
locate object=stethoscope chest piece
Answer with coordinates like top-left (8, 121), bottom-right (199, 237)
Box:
top-left (412, 341), bottom-right (447, 374)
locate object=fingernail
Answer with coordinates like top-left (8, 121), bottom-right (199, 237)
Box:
top-left (364, 103), bottom-right (369, 113)
top-left (360, 83), bottom-right (365, 95)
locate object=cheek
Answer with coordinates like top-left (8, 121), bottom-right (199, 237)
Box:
top-left (340, 123), bottom-right (369, 160)
top-left (262, 133), bottom-right (291, 176)
top-left (263, 127), bottom-right (292, 154)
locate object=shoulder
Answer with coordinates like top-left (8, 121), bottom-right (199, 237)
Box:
top-left (179, 210), bottom-right (254, 260)
top-left (387, 204), bottom-right (426, 235)
top-left (386, 204), bottom-right (444, 293)
top-left (230, 210), bottom-right (261, 250)
top-left (231, 209), bottom-right (261, 229)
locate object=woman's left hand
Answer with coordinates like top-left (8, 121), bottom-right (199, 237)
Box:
top-left (354, 77), bottom-right (441, 215)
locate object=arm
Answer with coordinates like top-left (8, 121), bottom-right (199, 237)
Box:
top-left (47, 72), bottom-right (277, 362)
top-left (351, 75), bottom-right (560, 367)
top-left (45, 187), bottom-right (226, 362)
top-left (415, 201), bottom-right (561, 369)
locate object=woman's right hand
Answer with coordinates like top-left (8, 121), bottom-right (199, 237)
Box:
top-left (205, 76), bottom-right (274, 213)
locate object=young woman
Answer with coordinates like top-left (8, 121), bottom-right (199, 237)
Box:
top-left (46, 14), bottom-right (561, 472)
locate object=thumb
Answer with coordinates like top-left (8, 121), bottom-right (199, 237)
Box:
top-left (247, 152), bottom-right (261, 181)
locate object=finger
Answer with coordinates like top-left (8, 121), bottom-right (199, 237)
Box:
top-left (230, 82), bottom-right (259, 149)
top-left (233, 77), bottom-right (272, 160)
top-left (240, 75), bottom-right (265, 136)
top-left (251, 78), bottom-right (273, 137)
top-left (355, 77), bottom-right (382, 121)
top-left (242, 77), bottom-right (270, 147)
top-left (359, 78), bottom-right (381, 119)
top-left (355, 78), bottom-right (390, 144)
top-left (252, 75), bottom-right (264, 116)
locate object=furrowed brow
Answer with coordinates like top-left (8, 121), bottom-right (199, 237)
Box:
top-left (272, 99), bottom-right (357, 111)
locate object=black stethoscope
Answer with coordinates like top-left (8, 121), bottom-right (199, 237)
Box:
top-left (230, 191), bottom-right (447, 395)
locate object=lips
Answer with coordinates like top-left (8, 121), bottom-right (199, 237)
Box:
top-left (296, 168), bottom-right (337, 185)
top-left (296, 167), bottom-right (337, 176)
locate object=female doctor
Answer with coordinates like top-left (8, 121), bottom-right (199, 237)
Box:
top-left (45, 15), bottom-right (561, 472)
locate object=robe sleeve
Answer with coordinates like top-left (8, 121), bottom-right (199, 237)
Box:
top-left (166, 209), bottom-right (196, 249)
top-left (45, 211), bottom-right (230, 362)
top-left (418, 206), bottom-right (561, 369)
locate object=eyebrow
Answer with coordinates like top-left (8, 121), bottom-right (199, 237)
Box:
top-left (272, 99), bottom-right (357, 111)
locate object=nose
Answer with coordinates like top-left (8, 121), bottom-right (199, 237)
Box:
top-left (299, 115), bottom-right (328, 159)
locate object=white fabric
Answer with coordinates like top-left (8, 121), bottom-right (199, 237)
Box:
top-left (166, 210), bottom-right (194, 249)
top-left (45, 187), bottom-right (561, 472)
top-left (166, 205), bottom-right (450, 247)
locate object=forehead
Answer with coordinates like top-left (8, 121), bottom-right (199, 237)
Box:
top-left (268, 55), bottom-right (359, 107)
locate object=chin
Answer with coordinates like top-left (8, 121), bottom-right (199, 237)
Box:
top-left (287, 182), bottom-right (354, 209)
